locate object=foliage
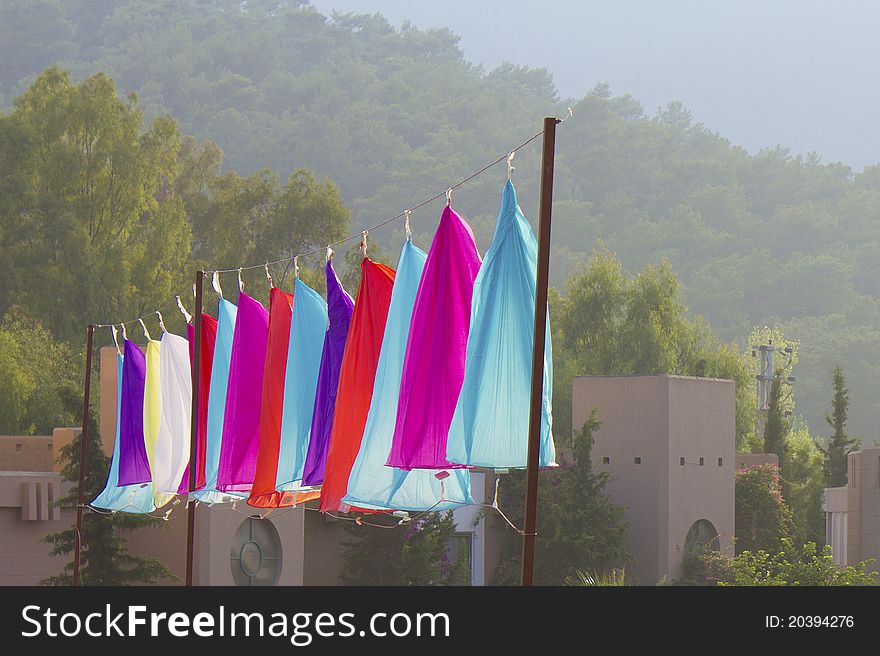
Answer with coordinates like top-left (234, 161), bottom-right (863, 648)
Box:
top-left (762, 370), bottom-right (790, 468)
top-left (726, 539), bottom-right (878, 586)
top-left (41, 388), bottom-right (173, 585)
top-left (550, 250), bottom-right (754, 447)
top-left (563, 568), bottom-right (632, 586)
top-left (820, 366), bottom-right (859, 487)
top-left (0, 307), bottom-right (79, 434)
top-left (493, 411), bottom-right (630, 585)
top-left (783, 423), bottom-right (827, 547)
top-left (339, 511), bottom-right (470, 586)
top-left (734, 464), bottom-right (793, 555)
top-left (681, 540), bottom-right (878, 586)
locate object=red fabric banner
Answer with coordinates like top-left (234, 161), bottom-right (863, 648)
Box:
top-left (319, 258), bottom-right (396, 512)
top-left (248, 287), bottom-right (294, 508)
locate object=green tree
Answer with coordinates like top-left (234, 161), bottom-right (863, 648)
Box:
top-left (340, 511), bottom-right (469, 586)
top-left (820, 366), bottom-right (859, 487)
top-left (0, 67), bottom-right (191, 343)
top-left (784, 424), bottom-right (827, 547)
top-left (762, 370), bottom-right (790, 467)
top-left (727, 539), bottom-right (877, 586)
top-left (0, 307), bottom-right (79, 434)
top-left (493, 411), bottom-right (630, 584)
top-left (735, 464), bottom-right (793, 555)
top-left (41, 388), bottom-right (173, 585)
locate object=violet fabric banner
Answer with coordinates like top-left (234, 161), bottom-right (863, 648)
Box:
top-left (91, 352), bottom-right (155, 513)
top-left (301, 260), bottom-right (354, 486)
top-left (447, 180), bottom-right (556, 468)
top-left (386, 205), bottom-right (482, 469)
top-left (217, 291), bottom-right (269, 492)
top-left (117, 339), bottom-right (151, 486)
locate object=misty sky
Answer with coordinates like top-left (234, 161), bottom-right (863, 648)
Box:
top-left (308, 0), bottom-right (880, 169)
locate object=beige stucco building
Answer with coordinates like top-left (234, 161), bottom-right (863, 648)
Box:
top-left (572, 375), bottom-right (736, 584)
top-left (824, 447), bottom-right (880, 568)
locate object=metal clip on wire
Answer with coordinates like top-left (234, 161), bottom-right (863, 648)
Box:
top-left (360, 231), bottom-right (368, 258)
top-left (404, 209), bottom-right (413, 241)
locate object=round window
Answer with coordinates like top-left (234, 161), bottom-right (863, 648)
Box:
top-left (230, 517), bottom-right (282, 586)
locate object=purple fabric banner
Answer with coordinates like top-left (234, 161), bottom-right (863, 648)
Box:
top-left (301, 259), bottom-right (354, 486)
top-left (117, 339), bottom-right (152, 486)
top-left (386, 205), bottom-right (482, 469)
top-left (216, 292), bottom-right (269, 492)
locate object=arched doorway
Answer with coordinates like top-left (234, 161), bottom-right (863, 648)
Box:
top-left (684, 519), bottom-right (720, 554)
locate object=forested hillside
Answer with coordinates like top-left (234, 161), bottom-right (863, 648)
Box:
top-left (2, 0), bottom-right (879, 439)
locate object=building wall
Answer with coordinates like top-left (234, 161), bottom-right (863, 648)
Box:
top-left (0, 436), bottom-right (54, 472)
top-left (665, 377), bottom-right (735, 579)
top-left (98, 346), bottom-right (118, 458)
top-left (572, 375), bottom-right (735, 584)
top-left (825, 447), bottom-right (880, 570)
top-left (0, 472), bottom-right (74, 584)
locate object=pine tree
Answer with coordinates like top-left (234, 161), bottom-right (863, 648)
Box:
top-left (41, 387), bottom-right (173, 585)
top-left (820, 366), bottom-right (859, 487)
top-left (762, 370), bottom-right (790, 469)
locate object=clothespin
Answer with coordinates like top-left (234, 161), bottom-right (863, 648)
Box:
top-left (404, 210), bottom-right (412, 241)
top-left (445, 187), bottom-right (453, 206)
top-left (110, 325), bottom-right (122, 355)
top-left (326, 245), bottom-right (333, 262)
top-left (507, 151), bottom-right (516, 180)
top-left (360, 231), bottom-right (368, 259)
top-left (293, 256), bottom-right (300, 279)
top-left (211, 271), bottom-right (223, 299)
top-left (176, 295), bottom-right (192, 324)
top-left (156, 310), bottom-right (168, 334)
top-left (138, 317), bottom-right (151, 341)
top-left (237, 267), bottom-right (244, 292)
top-left (264, 262), bottom-right (274, 288)
top-left (121, 322), bottom-right (127, 341)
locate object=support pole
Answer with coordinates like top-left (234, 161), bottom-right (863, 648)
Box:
top-left (521, 116), bottom-right (558, 586)
top-left (185, 271), bottom-right (204, 587)
top-left (73, 323), bottom-right (95, 586)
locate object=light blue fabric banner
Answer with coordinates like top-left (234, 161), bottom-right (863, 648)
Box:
top-left (195, 298), bottom-right (245, 503)
top-left (343, 239), bottom-right (472, 510)
top-left (276, 277), bottom-right (329, 491)
top-left (447, 180), bottom-right (556, 468)
top-left (91, 353), bottom-right (156, 513)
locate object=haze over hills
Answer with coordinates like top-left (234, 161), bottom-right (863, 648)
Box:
top-left (311, 0), bottom-right (880, 170)
top-left (2, 0), bottom-right (880, 442)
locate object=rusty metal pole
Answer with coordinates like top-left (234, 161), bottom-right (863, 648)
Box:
top-left (73, 323), bottom-right (95, 586)
top-left (521, 117), bottom-right (558, 586)
top-left (185, 271), bottom-right (204, 587)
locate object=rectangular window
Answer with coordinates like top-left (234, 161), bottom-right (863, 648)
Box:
top-left (680, 457), bottom-right (685, 466)
top-left (602, 457), bottom-right (610, 464)
top-left (718, 457), bottom-right (723, 467)
top-left (15, 443), bottom-right (22, 452)
top-left (633, 457), bottom-right (641, 464)
top-left (699, 457), bottom-right (704, 466)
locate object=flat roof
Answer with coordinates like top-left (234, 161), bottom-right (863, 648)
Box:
top-left (573, 374), bottom-right (734, 383)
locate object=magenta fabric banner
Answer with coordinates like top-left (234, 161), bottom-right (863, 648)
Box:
top-left (117, 339), bottom-right (152, 486)
top-left (386, 205), bottom-right (482, 469)
top-left (216, 292), bottom-right (269, 492)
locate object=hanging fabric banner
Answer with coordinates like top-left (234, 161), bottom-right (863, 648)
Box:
top-left (152, 332), bottom-right (193, 506)
top-left (217, 292), bottom-right (269, 492)
top-left (195, 298), bottom-right (244, 504)
top-left (386, 205), bottom-right (482, 470)
top-left (301, 260), bottom-right (354, 487)
top-left (117, 339), bottom-right (151, 486)
top-left (143, 337), bottom-right (162, 478)
top-left (92, 352), bottom-right (156, 513)
top-left (275, 277), bottom-right (329, 493)
top-left (178, 314), bottom-right (218, 494)
top-left (447, 180), bottom-right (556, 468)
top-left (343, 240), bottom-right (472, 511)
top-left (248, 287), bottom-right (294, 508)
top-left (319, 257), bottom-right (396, 512)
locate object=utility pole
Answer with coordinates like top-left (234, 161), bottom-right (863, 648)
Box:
top-left (751, 339), bottom-right (795, 438)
